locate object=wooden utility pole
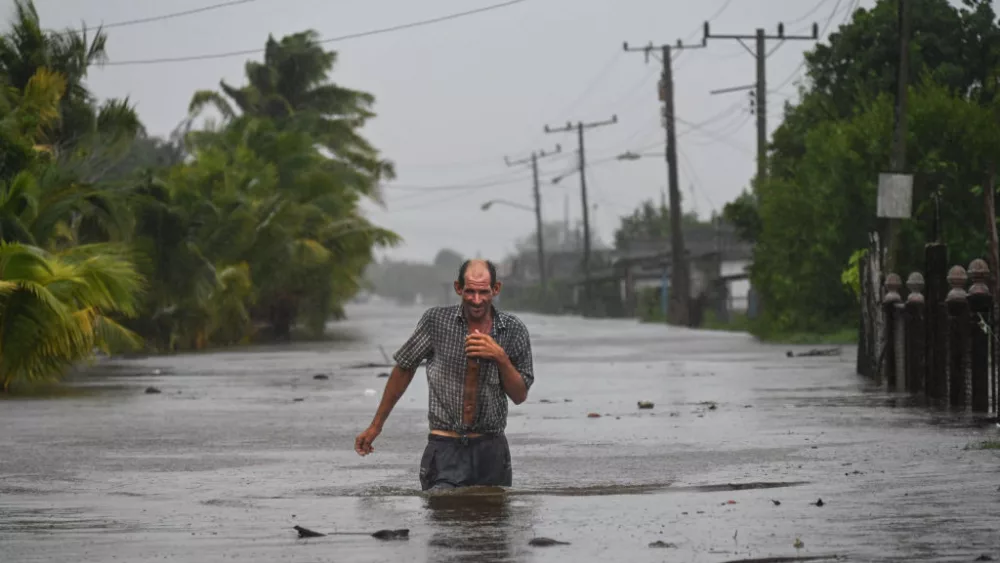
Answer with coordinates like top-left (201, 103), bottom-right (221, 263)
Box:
top-left (543, 116), bottom-right (618, 316)
top-left (622, 39), bottom-right (704, 326)
top-left (703, 22), bottom-right (819, 189)
top-left (504, 145), bottom-right (562, 293)
top-left (884, 0), bottom-right (911, 274)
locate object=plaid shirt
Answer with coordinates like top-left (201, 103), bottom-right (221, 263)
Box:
top-left (392, 304), bottom-right (534, 434)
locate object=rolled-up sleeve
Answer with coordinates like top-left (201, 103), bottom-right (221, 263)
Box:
top-left (393, 309), bottom-right (434, 370)
top-left (507, 324), bottom-right (534, 390)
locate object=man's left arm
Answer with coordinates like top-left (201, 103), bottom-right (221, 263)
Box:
top-left (466, 326), bottom-right (534, 404)
top-left (497, 328), bottom-right (533, 405)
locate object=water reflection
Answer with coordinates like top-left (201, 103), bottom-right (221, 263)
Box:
top-left (423, 488), bottom-right (530, 563)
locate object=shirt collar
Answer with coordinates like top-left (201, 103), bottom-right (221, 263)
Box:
top-left (452, 303), bottom-right (507, 331)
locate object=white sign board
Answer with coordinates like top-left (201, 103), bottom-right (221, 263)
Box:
top-left (877, 173), bottom-right (913, 219)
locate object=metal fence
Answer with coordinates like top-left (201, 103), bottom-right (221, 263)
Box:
top-left (871, 244), bottom-right (999, 414)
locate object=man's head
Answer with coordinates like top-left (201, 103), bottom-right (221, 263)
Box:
top-left (454, 259), bottom-right (501, 321)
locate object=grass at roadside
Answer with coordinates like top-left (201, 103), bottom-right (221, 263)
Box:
top-left (699, 312), bottom-right (858, 346)
top-left (965, 440), bottom-right (1000, 451)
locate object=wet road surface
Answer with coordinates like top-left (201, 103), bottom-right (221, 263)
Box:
top-left (1, 302), bottom-right (998, 562)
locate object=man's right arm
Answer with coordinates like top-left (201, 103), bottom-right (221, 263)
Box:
top-left (356, 310), bottom-right (433, 455)
top-left (368, 365), bottom-right (416, 431)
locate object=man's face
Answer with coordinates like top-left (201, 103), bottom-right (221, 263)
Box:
top-left (454, 264), bottom-right (499, 321)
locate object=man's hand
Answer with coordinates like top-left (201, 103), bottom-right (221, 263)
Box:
top-left (465, 330), bottom-right (506, 361)
top-left (355, 425), bottom-right (381, 456)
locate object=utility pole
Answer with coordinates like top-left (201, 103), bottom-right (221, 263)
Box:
top-left (884, 0), bottom-right (911, 274)
top-left (622, 39), bottom-right (704, 326)
top-left (504, 144), bottom-right (562, 294)
top-left (543, 115), bottom-right (618, 316)
top-left (704, 22), bottom-right (819, 188)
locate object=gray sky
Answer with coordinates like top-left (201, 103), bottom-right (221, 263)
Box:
top-left (11, 0), bottom-right (876, 263)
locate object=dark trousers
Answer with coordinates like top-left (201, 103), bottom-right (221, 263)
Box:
top-left (419, 433), bottom-right (512, 491)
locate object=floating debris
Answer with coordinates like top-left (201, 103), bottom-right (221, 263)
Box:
top-left (587, 413), bottom-right (601, 418)
top-left (292, 525), bottom-right (409, 540)
top-left (376, 372), bottom-right (389, 378)
top-left (294, 525), bottom-right (325, 538)
top-left (637, 401), bottom-right (654, 409)
top-left (529, 537), bottom-right (570, 547)
top-left (144, 387), bottom-right (161, 394)
top-left (371, 529), bottom-right (409, 541)
top-left (786, 347), bottom-right (841, 358)
top-left (648, 540), bottom-right (677, 548)
top-left (313, 374), bottom-right (329, 380)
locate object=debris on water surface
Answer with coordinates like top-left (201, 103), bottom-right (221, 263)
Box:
top-left (793, 537), bottom-right (804, 549)
top-left (975, 555), bottom-right (994, 561)
top-left (376, 372), bottom-right (389, 378)
top-left (786, 347), bottom-right (841, 358)
top-left (539, 399), bottom-right (554, 403)
top-left (294, 525), bottom-right (325, 538)
top-left (293, 525), bottom-right (409, 540)
top-left (648, 540), bottom-right (677, 548)
top-left (529, 537), bottom-right (570, 547)
top-left (293, 398), bottom-right (304, 402)
top-left (813, 498), bottom-right (824, 507)
top-left (637, 401), bottom-right (654, 409)
top-left (587, 412), bottom-right (601, 418)
top-left (313, 374), bottom-right (329, 380)
top-left (771, 499), bottom-right (781, 506)
top-left (144, 387), bottom-right (161, 394)
top-left (371, 529), bottom-right (409, 540)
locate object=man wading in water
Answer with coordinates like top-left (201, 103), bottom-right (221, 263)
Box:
top-left (354, 259), bottom-right (534, 491)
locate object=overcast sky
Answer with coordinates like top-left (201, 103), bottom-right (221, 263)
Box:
top-left (9, 0), bottom-right (879, 262)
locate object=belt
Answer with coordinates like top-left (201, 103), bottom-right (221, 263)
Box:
top-left (428, 431), bottom-right (500, 446)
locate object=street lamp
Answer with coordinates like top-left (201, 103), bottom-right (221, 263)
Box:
top-left (617, 150), bottom-right (666, 160)
top-left (480, 199), bottom-right (535, 213)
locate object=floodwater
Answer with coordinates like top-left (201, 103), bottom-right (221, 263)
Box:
top-left (1, 301), bottom-right (998, 563)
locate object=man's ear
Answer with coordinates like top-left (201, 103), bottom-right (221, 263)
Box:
top-left (492, 281), bottom-right (503, 295)
top-left (454, 281), bottom-right (463, 295)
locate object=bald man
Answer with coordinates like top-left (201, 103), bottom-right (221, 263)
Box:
top-left (355, 259), bottom-right (535, 491)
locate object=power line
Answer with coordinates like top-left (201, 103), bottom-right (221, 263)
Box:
top-left (51, 0), bottom-right (261, 35)
top-left (770, 0), bottom-right (856, 93)
top-left (101, 0), bottom-right (528, 66)
top-left (788, 0), bottom-right (835, 26)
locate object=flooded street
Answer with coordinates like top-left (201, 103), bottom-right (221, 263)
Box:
top-left (1, 301), bottom-right (998, 562)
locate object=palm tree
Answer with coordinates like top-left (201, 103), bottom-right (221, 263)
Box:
top-left (188, 30), bottom-right (395, 197)
top-left (0, 0), bottom-right (143, 171)
top-left (0, 241), bottom-right (143, 392)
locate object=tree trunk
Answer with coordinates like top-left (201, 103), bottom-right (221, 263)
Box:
top-left (985, 163), bottom-right (999, 303)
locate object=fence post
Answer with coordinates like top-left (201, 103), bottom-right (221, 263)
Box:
top-left (925, 243), bottom-right (949, 402)
top-left (905, 272), bottom-right (926, 395)
top-left (882, 273), bottom-right (903, 388)
top-left (946, 265), bottom-right (969, 409)
top-left (967, 259), bottom-right (992, 413)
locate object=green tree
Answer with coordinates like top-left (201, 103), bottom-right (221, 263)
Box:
top-left (613, 199), bottom-right (711, 250)
top-left (725, 0), bottom-right (1000, 336)
top-left (0, 0), bottom-right (143, 167)
top-left (0, 241), bottom-right (143, 392)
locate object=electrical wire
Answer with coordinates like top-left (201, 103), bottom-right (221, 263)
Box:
top-left (769, 0), bottom-right (854, 93)
top-left (49, 0), bottom-right (262, 35)
top-left (787, 0), bottom-right (836, 26)
top-left (102, 0), bottom-right (528, 66)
